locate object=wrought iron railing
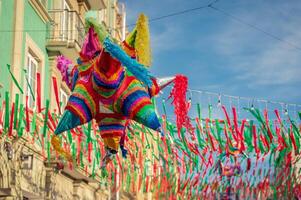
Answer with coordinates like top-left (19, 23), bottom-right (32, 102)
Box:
top-left (47, 10), bottom-right (85, 48)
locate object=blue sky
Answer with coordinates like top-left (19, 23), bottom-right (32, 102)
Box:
top-left (120, 0), bottom-right (301, 105)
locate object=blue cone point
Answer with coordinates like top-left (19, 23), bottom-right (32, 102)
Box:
top-left (54, 110), bottom-right (81, 135)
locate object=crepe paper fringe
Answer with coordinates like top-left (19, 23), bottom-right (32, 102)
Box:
top-left (56, 55), bottom-right (73, 87)
top-left (135, 13), bottom-right (152, 67)
top-left (169, 74), bottom-right (194, 136)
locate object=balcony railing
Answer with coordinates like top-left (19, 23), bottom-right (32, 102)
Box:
top-left (47, 10), bottom-right (85, 49)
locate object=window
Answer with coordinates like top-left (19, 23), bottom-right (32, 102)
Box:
top-left (60, 88), bottom-right (68, 109)
top-left (60, 0), bottom-right (70, 40)
top-left (24, 34), bottom-right (45, 111)
top-left (26, 53), bottom-right (38, 109)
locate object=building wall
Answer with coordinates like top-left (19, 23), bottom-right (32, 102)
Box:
top-left (21, 0), bottom-right (51, 105)
top-left (0, 0), bottom-right (15, 101)
top-left (0, 0), bottom-right (129, 199)
top-left (0, 137), bottom-right (110, 200)
top-left (0, 0), bottom-right (51, 104)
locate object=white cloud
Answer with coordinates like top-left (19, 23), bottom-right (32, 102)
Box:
top-left (151, 24), bottom-right (180, 52)
top-left (209, 2), bottom-right (301, 88)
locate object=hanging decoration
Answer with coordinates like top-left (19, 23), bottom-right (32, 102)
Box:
top-left (2, 11), bottom-right (301, 200)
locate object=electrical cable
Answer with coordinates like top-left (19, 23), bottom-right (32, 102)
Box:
top-left (208, 5), bottom-right (301, 51)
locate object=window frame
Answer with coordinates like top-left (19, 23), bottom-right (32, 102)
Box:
top-left (60, 0), bottom-right (71, 40)
top-left (24, 34), bottom-right (45, 112)
top-left (59, 88), bottom-right (68, 109)
top-left (26, 52), bottom-right (38, 110)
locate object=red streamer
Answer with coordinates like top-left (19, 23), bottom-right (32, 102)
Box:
top-left (169, 75), bottom-right (193, 137)
top-left (9, 103), bottom-right (14, 137)
top-left (52, 77), bottom-right (61, 114)
top-left (36, 73), bottom-right (41, 112)
top-left (88, 142), bottom-right (92, 163)
top-left (222, 105), bottom-right (237, 142)
top-left (25, 96), bottom-right (30, 132)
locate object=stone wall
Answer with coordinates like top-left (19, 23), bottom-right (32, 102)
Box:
top-left (0, 137), bottom-right (111, 200)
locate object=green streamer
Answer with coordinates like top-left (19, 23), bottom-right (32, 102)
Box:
top-left (166, 121), bottom-right (176, 138)
top-left (23, 69), bottom-right (35, 101)
top-left (80, 150), bottom-right (84, 168)
top-left (86, 122), bottom-right (92, 142)
top-left (91, 159), bottom-right (96, 178)
top-left (165, 139), bottom-right (172, 155)
top-left (31, 112), bottom-right (37, 135)
top-left (7, 65), bottom-right (23, 94)
top-left (13, 93), bottom-right (19, 129)
top-left (208, 104), bottom-right (212, 120)
top-left (214, 119), bottom-right (224, 150)
top-left (42, 100), bottom-right (50, 137)
top-left (287, 128), bottom-right (293, 150)
top-left (144, 129), bottom-right (151, 148)
top-left (180, 129), bottom-right (191, 156)
top-left (281, 129), bottom-right (290, 149)
top-left (17, 104), bottom-right (24, 137)
top-left (195, 122), bottom-right (205, 149)
top-left (72, 143), bottom-right (76, 159)
top-left (67, 130), bottom-right (72, 144)
top-left (18, 127), bottom-right (24, 138)
top-left (126, 163), bottom-right (131, 191)
top-left (162, 99), bottom-right (167, 117)
top-left (246, 108), bottom-right (271, 141)
top-left (197, 103), bottom-right (202, 119)
top-left (258, 135), bottom-right (265, 153)
top-left (96, 148), bottom-right (101, 164)
top-left (47, 140), bottom-right (51, 161)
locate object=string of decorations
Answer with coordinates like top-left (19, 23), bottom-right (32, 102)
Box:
top-left (0, 88), bottom-right (300, 199)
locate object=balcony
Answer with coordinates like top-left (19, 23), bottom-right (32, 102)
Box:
top-left (46, 10), bottom-right (85, 61)
top-left (86, 0), bottom-right (106, 10)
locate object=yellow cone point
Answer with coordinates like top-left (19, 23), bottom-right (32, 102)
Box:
top-left (135, 13), bottom-right (151, 67)
top-left (51, 135), bottom-right (73, 162)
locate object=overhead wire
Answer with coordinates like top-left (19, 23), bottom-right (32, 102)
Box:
top-left (208, 5), bottom-right (301, 51)
top-left (1, 2), bottom-right (301, 107)
top-left (0, 0), bottom-right (220, 33)
top-left (1, 0), bottom-right (301, 53)
top-left (1, 0), bottom-right (300, 53)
